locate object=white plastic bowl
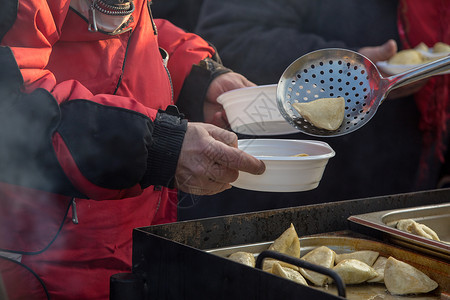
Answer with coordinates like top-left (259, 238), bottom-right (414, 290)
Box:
top-left (217, 84), bottom-right (298, 136)
top-left (233, 139), bottom-right (335, 192)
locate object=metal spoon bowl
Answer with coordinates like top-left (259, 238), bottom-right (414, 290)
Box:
top-left (276, 48), bottom-right (450, 137)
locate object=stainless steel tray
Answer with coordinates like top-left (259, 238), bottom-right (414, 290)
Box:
top-left (348, 203), bottom-right (450, 261)
top-left (208, 235), bottom-right (450, 300)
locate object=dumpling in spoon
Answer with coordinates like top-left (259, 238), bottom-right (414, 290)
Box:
top-left (299, 246), bottom-right (335, 286)
top-left (335, 250), bottom-right (379, 266)
top-left (270, 262), bottom-right (308, 286)
top-left (331, 259), bottom-right (378, 285)
top-left (384, 256), bottom-right (438, 295)
top-left (292, 97), bottom-right (345, 131)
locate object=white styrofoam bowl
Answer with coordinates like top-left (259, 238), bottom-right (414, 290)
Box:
top-left (217, 84), bottom-right (298, 136)
top-left (232, 139), bottom-right (335, 192)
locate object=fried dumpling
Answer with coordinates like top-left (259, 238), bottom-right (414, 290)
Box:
top-left (269, 223), bottom-right (300, 258)
top-left (433, 42), bottom-right (450, 53)
top-left (335, 250), bottom-right (379, 266)
top-left (388, 49), bottom-right (423, 65)
top-left (331, 259), bottom-right (378, 285)
top-left (270, 262), bottom-right (308, 286)
top-left (414, 42), bottom-right (429, 52)
top-left (292, 97), bottom-right (345, 131)
top-left (384, 256), bottom-right (438, 295)
top-left (228, 251), bottom-right (255, 267)
top-left (262, 259), bottom-right (299, 272)
top-left (367, 256), bottom-right (387, 283)
top-left (396, 219), bottom-right (440, 241)
top-left (299, 246), bottom-right (335, 286)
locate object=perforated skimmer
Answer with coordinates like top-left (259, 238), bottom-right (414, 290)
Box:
top-left (277, 48), bottom-right (450, 137)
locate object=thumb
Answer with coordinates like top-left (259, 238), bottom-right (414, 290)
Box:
top-left (360, 39), bottom-right (398, 63)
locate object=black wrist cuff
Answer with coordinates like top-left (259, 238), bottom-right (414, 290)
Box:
top-left (176, 57), bottom-right (231, 122)
top-left (141, 105), bottom-right (187, 189)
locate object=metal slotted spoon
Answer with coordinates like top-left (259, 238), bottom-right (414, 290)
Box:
top-left (277, 48), bottom-right (450, 137)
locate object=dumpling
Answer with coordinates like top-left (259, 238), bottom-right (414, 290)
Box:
top-left (396, 219), bottom-right (440, 241)
top-left (267, 223), bottom-right (300, 270)
top-left (335, 250), bottom-right (379, 266)
top-left (388, 49), bottom-right (423, 65)
top-left (414, 42), bottom-right (429, 52)
top-left (384, 256), bottom-right (438, 295)
top-left (299, 246), bottom-right (335, 286)
top-left (270, 262), bottom-right (308, 286)
top-left (433, 42), bottom-right (450, 53)
top-left (228, 251), bottom-right (255, 267)
top-left (331, 259), bottom-right (378, 285)
top-left (292, 97), bottom-right (345, 131)
top-left (262, 259), bottom-right (299, 272)
top-left (367, 256), bottom-right (388, 283)
top-left (268, 223), bottom-right (300, 258)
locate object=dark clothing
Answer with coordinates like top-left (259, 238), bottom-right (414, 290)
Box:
top-left (196, 0), bottom-right (399, 85)
top-left (176, 0), bottom-right (446, 220)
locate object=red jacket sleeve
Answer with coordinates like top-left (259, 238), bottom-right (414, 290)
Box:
top-left (155, 19), bottom-right (216, 102)
top-left (0, 0), bottom-right (187, 199)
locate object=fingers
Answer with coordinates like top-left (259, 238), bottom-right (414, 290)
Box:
top-left (174, 123), bottom-right (265, 196)
top-left (204, 138), bottom-right (266, 175)
top-left (359, 39), bottom-right (398, 63)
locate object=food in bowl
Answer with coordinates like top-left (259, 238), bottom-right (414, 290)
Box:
top-left (388, 49), bottom-right (424, 65)
top-left (233, 139), bottom-right (335, 192)
top-left (433, 42), bottom-right (450, 53)
top-left (292, 97), bottom-right (345, 131)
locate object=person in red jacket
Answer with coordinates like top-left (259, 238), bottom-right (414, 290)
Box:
top-left (0, 0), bottom-right (265, 299)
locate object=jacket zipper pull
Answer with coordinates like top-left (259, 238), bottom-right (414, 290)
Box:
top-left (88, 0), bottom-right (98, 32)
top-left (72, 198), bottom-right (79, 224)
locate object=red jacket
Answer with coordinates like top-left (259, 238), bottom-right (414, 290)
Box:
top-left (0, 0), bottom-right (217, 299)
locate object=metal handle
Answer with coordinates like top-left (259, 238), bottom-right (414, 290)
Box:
top-left (386, 55), bottom-right (450, 92)
top-left (255, 250), bottom-right (346, 298)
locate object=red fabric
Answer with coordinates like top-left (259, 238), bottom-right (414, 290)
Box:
top-left (0, 0), bottom-right (216, 299)
top-left (397, 0), bottom-right (450, 177)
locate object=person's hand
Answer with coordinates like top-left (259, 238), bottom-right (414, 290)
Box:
top-left (358, 39), bottom-right (397, 63)
top-left (175, 122), bottom-right (265, 195)
top-left (359, 39), bottom-right (426, 99)
top-left (204, 72), bottom-right (256, 128)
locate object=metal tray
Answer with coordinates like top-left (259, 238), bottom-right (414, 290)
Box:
top-left (208, 235), bottom-right (450, 300)
top-left (348, 203), bottom-right (450, 261)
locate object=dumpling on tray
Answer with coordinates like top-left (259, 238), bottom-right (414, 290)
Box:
top-left (335, 250), bottom-right (379, 266)
top-left (265, 223), bottom-right (300, 270)
top-left (396, 219), bottom-right (440, 241)
top-left (367, 256), bottom-right (388, 283)
top-left (331, 259), bottom-right (378, 285)
top-left (228, 251), bottom-right (255, 267)
top-left (384, 256), bottom-right (438, 295)
top-left (270, 262), bottom-right (308, 286)
top-left (268, 223), bottom-right (300, 258)
top-left (299, 246), bottom-right (335, 286)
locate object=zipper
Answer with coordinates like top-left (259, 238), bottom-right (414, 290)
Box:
top-left (72, 198), bottom-right (79, 224)
top-left (88, 0), bottom-right (135, 33)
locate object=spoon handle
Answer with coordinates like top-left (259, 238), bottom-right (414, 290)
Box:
top-left (385, 55), bottom-right (450, 92)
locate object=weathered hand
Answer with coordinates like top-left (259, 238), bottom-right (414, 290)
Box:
top-left (359, 39), bottom-right (427, 99)
top-left (175, 122), bottom-right (265, 195)
top-left (358, 39), bottom-right (397, 63)
top-left (204, 72), bottom-right (256, 128)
